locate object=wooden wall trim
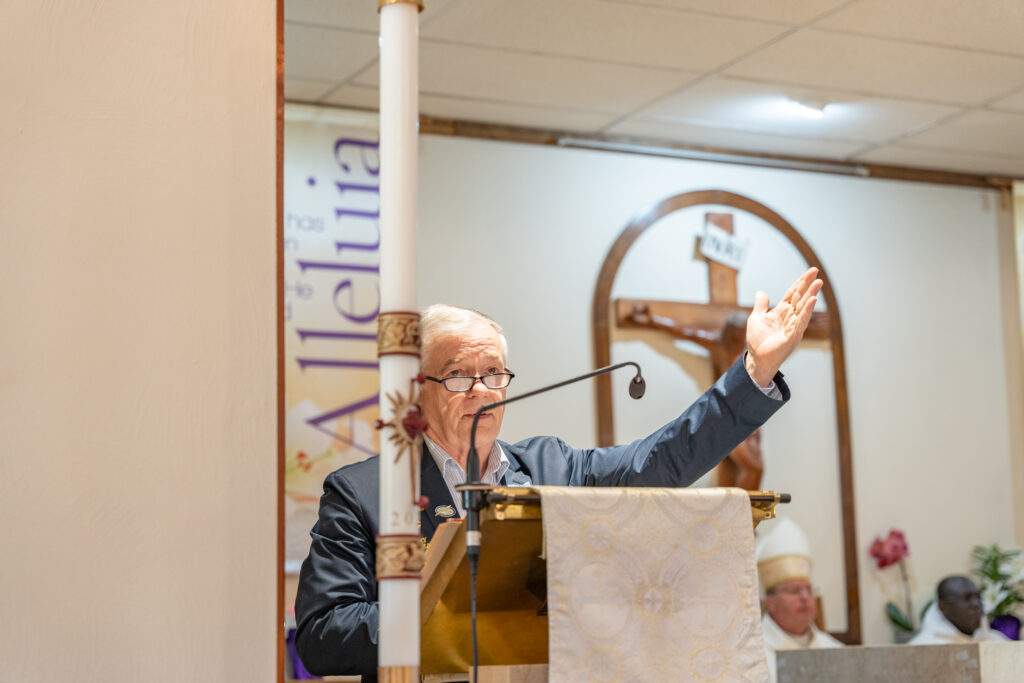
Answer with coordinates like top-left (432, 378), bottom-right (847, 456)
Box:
top-left (591, 189), bottom-right (862, 644)
top-left (415, 114), bottom-right (1015, 190)
top-left (284, 100), bottom-right (1018, 188)
top-left (276, 0), bottom-right (286, 679)
top-left (284, 101), bottom-right (1017, 188)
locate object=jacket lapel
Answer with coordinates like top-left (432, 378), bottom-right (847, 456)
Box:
top-left (501, 444), bottom-right (533, 487)
top-left (419, 445), bottom-right (457, 542)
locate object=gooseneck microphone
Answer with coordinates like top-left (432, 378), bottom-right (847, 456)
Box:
top-left (466, 360), bottom-right (647, 505)
top-left (455, 360), bottom-right (645, 680)
top-left (629, 372), bottom-right (646, 399)
top-left (460, 360), bottom-right (645, 537)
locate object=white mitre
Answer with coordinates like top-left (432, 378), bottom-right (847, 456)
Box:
top-left (756, 516), bottom-right (812, 592)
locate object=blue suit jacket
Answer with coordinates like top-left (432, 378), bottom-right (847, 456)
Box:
top-left (294, 357), bottom-right (788, 678)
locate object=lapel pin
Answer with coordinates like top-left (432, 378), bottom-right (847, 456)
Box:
top-left (434, 504), bottom-right (456, 519)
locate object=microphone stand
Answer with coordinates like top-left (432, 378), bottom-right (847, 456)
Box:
top-left (455, 361), bottom-right (645, 681)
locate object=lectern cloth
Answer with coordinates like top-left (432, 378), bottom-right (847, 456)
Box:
top-left (540, 486), bottom-right (769, 683)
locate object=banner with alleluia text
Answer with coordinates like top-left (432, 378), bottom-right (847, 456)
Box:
top-left (284, 106), bottom-right (381, 571)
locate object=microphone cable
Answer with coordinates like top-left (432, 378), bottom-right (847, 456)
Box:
top-left (469, 550), bottom-right (479, 682)
top-left (460, 361), bottom-right (646, 680)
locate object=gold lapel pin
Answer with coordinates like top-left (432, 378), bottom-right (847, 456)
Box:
top-left (434, 504), bottom-right (456, 519)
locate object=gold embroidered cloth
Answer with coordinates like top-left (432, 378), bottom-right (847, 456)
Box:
top-left (539, 486), bottom-right (768, 682)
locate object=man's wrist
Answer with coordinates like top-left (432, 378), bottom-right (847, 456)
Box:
top-left (744, 351), bottom-right (775, 389)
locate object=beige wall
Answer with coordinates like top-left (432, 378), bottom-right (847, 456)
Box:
top-left (1, 2), bottom-right (278, 681)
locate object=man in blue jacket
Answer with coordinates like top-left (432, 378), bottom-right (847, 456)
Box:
top-left (296, 268), bottom-right (823, 679)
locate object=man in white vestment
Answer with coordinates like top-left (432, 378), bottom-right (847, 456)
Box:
top-left (909, 575), bottom-right (1010, 645)
top-left (757, 517), bottom-right (843, 681)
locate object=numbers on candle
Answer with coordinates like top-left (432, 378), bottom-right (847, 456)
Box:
top-left (390, 510), bottom-right (416, 526)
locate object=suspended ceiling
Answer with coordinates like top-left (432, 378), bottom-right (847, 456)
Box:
top-left (284, 0), bottom-right (1024, 178)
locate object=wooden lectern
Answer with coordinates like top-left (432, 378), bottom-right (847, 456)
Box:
top-left (420, 486), bottom-right (789, 677)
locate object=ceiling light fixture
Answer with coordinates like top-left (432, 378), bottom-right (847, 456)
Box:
top-left (786, 96), bottom-right (832, 119)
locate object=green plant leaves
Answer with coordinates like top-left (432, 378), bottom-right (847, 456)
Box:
top-left (886, 601), bottom-right (914, 632)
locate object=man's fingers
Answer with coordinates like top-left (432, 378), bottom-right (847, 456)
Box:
top-left (795, 278), bottom-right (823, 314)
top-left (780, 268), bottom-right (810, 303)
top-left (753, 290), bottom-right (769, 314)
top-left (780, 273), bottom-right (802, 304)
top-left (795, 295), bottom-right (817, 337)
top-left (785, 267), bottom-right (819, 304)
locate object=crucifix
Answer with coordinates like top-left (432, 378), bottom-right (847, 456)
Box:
top-left (614, 212), bottom-right (831, 490)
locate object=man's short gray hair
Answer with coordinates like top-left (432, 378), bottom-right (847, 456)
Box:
top-left (420, 304), bottom-right (509, 364)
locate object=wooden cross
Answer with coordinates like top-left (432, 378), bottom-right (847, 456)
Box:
top-left (614, 212), bottom-right (830, 489)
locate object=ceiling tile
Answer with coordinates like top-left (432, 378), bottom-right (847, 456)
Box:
top-left (607, 118), bottom-right (865, 157)
top-left (992, 88), bottom-right (1024, 113)
top-left (320, 84), bottom-right (380, 109)
top-left (418, 96), bottom-right (617, 132)
top-left (284, 23), bottom-right (379, 81)
top-left (285, 0), bottom-right (377, 31)
top-left (323, 84), bottom-right (644, 131)
top-left (285, 0), bottom-right (456, 32)
top-left (853, 145), bottom-right (1024, 177)
top-left (421, 0), bottom-right (785, 71)
top-left (284, 78), bottom-right (337, 102)
top-left (818, 0), bottom-right (1024, 57)
top-left (354, 42), bottom-right (697, 114)
top-left (604, 0), bottom-right (848, 25)
top-left (323, 84), bottom-right (642, 132)
top-left (725, 30), bottom-right (1024, 106)
top-left (897, 110), bottom-right (1024, 158)
top-left (637, 76), bottom-right (959, 143)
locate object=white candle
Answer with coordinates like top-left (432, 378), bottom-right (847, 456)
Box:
top-left (378, 0), bottom-right (421, 674)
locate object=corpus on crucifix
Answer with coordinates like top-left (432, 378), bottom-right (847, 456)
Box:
top-left (615, 212), bottom-right (831, 490)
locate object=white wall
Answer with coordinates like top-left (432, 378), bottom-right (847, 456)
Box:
top-left (1, 2), bottom-right (278, 681)
top-left (1008, 182), bottom-right (1024, 546)
top-left (413, 134), bottom-right (1022, 645)
top-left (609, 205), bottom-right (847, 630)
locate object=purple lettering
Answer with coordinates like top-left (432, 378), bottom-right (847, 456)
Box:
top-left (334, 207), bottom-right (379, 221)
top-left (334, 138), bottom-right (380, 176)
top-left (296, 260), bottom-right (379, 274)
top-left (296, 358), bottom-right (378, 370)
top-left (305, 393), bottom-right (380, 456)
top-left (335, 181), bottom-right (379, 196)
top-left (296, 329), bottom-right (377, 342)
top-left (335, 227), bottom-right (380, 255)
top-left (334, 280), bottom-right (380, 323)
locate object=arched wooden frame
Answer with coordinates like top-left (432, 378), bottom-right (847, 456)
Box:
top-left (591, 189), bottom-right (861, 645)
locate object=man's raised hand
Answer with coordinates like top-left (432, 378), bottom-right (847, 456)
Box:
top-left (744, 267), bottom-right (823, 387)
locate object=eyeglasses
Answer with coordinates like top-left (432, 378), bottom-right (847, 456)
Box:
top-left (423, 372), bottom-right (515, 393)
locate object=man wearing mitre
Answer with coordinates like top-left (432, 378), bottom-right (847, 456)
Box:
top-left (757, 516), bottom-right (843, 681)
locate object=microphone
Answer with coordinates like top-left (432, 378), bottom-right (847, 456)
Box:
top-left (460, 360), bottom-right (646, 523)
top-left (629, 372), bottom-right (646, 399)
top-left (455, 360), bottom-right (645, 681)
